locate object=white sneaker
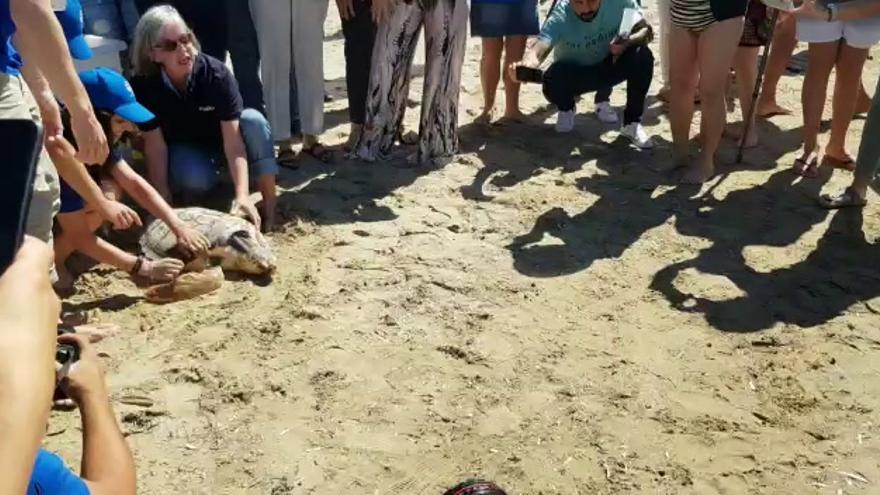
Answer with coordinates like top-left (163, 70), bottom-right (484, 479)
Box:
top-left (595, 101), bottom-right (619, 124)
top-left (556, 110), bottom-right (575, 133)
top-left (620, 122), bottom-right (654, 149)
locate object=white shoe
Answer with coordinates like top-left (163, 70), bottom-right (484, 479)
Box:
top-left (556, 110), bottom-right (575, 133)
top-left (620, 122), bottom-right (654, 149)
top-left (595, 101), bottom-right (619, 124)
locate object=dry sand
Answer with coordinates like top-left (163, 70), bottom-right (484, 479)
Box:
top-left (49, 1), bottom-right (880, 493)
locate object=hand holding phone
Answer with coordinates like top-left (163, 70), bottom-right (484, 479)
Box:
top-left (514, 65), bottom-right (544, 84)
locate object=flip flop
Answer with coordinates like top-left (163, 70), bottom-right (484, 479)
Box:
top-left (302, 143), bottom-right (334, 163)
top-left (818, 187), bottom-right (867, 209)
top-left (823, 154), bottom-right (856, 172)
top-left (793, 154), bottom-right (819, 178)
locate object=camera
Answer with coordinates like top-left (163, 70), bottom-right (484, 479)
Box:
top-left (56, 325), bottom-right (80, 365)
top-left (515, 65), bottom-right (544, 84)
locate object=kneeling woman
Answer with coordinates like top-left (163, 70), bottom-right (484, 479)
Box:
top-left (51, 68), bottom-right (210, 288)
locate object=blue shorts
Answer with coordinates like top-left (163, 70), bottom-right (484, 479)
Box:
top-left (470, 0), bottom-right (540, 38)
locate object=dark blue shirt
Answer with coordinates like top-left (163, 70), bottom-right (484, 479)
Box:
top-left (0, 0), bottom-right (23, 75)
top-left (132, 53), bottom-right (243, 154)
top-left (28, 449), bottom-right (90, 495)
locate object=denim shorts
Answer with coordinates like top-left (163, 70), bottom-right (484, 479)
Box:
top-left (470, 0), bottom-right (540, 38)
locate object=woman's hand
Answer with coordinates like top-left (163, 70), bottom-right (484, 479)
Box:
top-left (172, 224), bottom-right (211, 257)
top-left (792, 0), bottom-right (828, 20)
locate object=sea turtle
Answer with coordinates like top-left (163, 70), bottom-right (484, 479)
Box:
top-left (140, 207), bottom-right (277, 276)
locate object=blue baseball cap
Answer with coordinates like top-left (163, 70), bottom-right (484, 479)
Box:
top-left (55, 0), bottom-right (92, 60)
top-left (79, 68), bottom-right (155, 124)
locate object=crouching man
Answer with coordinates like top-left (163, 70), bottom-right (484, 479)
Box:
top-left (510, 0), bottom-right (655, 149)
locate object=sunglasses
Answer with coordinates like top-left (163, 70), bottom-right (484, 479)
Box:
top-left (154, 32), bottom-right (194, 52)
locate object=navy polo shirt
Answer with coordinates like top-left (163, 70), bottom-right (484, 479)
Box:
top-left (131, 53), bottom-right (243, 154)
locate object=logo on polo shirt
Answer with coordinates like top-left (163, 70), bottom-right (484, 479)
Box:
top-left (198, 106), bottom-right (215, 112)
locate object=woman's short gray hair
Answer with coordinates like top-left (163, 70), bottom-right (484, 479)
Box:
top-left (131, 5), bottom-right (200, 77)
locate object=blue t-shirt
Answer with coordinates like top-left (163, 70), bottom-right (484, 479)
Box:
top-left (0, 0), bottom-right (22, 75)
top-left (28, 449), bottom-right (90, 495)
top-left (539, 0), bottom-right (639, 66)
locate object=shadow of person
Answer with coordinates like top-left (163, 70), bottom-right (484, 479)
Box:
top-left (274, 151), bottom-right (440, 226)
top-left (506, 146), bottom-right (687, 277)
top-left (648, 168), bottom-right (880, 333)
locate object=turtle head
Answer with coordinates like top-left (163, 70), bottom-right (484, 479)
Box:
top-left (224, 230), bottom-right (277, 275)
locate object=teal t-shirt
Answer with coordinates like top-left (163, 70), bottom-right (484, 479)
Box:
top-left (539, 0), bottom-right (640, 66)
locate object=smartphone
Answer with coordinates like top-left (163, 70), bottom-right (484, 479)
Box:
top-left (0, 119), bottom-right (43, 277)
top-left (516, 66), bottom-right (544, 84)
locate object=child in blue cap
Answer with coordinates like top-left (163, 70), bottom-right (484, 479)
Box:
top-left (49, 67), bottom-right (210, 290)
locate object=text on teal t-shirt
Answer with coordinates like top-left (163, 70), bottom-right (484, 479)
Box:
top-left (539, 0), bottom-right (640, 66)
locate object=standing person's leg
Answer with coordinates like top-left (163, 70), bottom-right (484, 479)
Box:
top-left (292, 0), bottom-right (330, 159)
top-left (6, 76), bottom-right (61, 280)
top-left (824, 43), bottom-right (870, 166)
top-left (238, 109), bottom-right (280, 230)
top-left (227, 0), bottom-right (265, 112)
top-left (177, 0), bottom-right (228, 60)
top-left (419, 0), bottom-right (469, 163)
top-left (657, 0), bottom-right (672, 96)
top-left (733, 45), bottom-right (760, 147)
top-left (356, 1), bottom-right (423, 161)
top-left (502, 35), bottom-right (528, 121)
top-left (250, 0), bottom-right (293, 143)
top-left (820, 75), bottom-right (880, 207)
top-left (477, 38), bottom-right (504, 123)
top-left (683, 17), bottom-right (744, 184)
top-left (797, 41), bottom-right (839, 175)
top-left (341, 0), bottom-right (376, 149)
top-left (757, 13), bottom-right (797, 117)
top-left (668, 26), bottom-right (700, 165)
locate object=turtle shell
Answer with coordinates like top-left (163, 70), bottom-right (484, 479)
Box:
top-left (139, 207), bottom-right (258, 260)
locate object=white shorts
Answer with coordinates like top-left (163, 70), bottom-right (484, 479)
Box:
top-left (797, 17), bottom-right (880, 49)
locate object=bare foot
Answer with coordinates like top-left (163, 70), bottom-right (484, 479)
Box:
top-left (724, 127), bottom-right (759, 148)
top-left (681, 160), bottom-right (714, 184)
top-left (656, 86), bottom-right (671, 102)
top-left (756, 99), bottom-right (791, 118)
top-left (499, 109), bottom-right (525, 124)
top-left (474, 111), bottom-right (494, 125)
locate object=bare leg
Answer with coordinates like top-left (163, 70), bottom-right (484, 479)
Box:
top-left (56, 213), bottom-right (183, 282)
top-left (478, 37), bottom-right (503, 123)
top-left (257, 174), bottom-right (277, 232)
top-left (684, 17), bottom-right (744, 184)
top-left (732, 46), bottom-right (760, 148)
top-left (799, 41), bottom-right (839, 163)
top-left (757, 13), bottom-right (797, 117)
top-left (502, 35), bottom-right (527, 121)
top-left (669, 25), bottom-right (700, 166)
top-left (856, 81), bottom-right (871, 114)
top-left (825, 44), bottom-right (869, 163)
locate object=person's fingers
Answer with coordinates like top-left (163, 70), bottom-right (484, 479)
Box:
top-left (57, 332), bottom-right (97, 361)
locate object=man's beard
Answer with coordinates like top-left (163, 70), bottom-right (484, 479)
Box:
top-left (577, 11), bottom-right (597, 22)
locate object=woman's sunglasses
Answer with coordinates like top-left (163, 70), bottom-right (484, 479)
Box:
top-left (154, 32), bottom-right (194, 52)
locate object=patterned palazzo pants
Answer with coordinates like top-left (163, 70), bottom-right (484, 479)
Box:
top-left (355, 0), bottom-right (469, 164)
